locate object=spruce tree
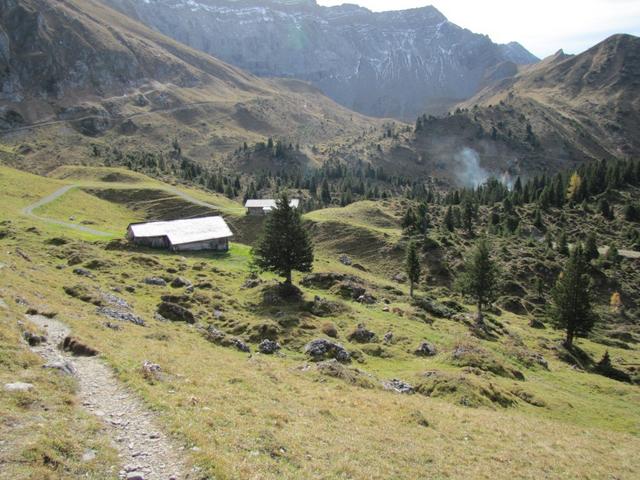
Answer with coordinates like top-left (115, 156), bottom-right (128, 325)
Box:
top-left (253, 194), bottom-right (314, 286)
top-left (456, 238), bottom-right (500, 318)
top-left (550, 246), bottom-right (595, 348)
top-left (406, 241), bottom-right (421, 298)
top-left (557, 231), bottom-right (569, 256)
top-left (584, 234), bottom-right (599, 261)
top-left (443, 206), bottom-right (455, 232)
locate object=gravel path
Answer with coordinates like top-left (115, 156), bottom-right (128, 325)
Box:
top-left (26, 314), bottom-right (192, 480)
top-left (20, 185), bottom-right (113, 236)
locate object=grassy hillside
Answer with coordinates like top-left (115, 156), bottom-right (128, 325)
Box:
top-left (1, 164), bottom-right (639, 478)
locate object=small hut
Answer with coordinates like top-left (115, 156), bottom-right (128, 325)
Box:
top-left (127, 216), bottom-right (233, 251)
top-left (244, 198), bottom-right (300, 215)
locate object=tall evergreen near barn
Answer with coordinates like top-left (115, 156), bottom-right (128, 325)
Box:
top-left (253, 194), bottom-right (314, 286)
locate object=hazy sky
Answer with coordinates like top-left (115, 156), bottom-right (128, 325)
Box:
top-left (317, 0), bottom-right (640, 58)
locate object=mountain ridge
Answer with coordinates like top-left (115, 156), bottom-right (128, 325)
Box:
top-left (102, 0), bottom-right (538, 119)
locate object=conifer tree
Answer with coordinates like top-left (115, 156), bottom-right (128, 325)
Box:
top-left (550, 246), bottom-right (595, 349)
top-left (405, 241), bottom-right (421, 298)
top-left (456, 238), bottom-right (500, 318)
top-left (253, 194), bottom-right (314, 286)
top-left (557, 231), bottom-right (569, 256)
top-left (443, 206), bottom-right (455, 232)
top-left (584, 234), bottom-right (599, 261)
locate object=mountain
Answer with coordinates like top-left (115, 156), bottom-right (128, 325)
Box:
top-left (351, 34), bottom-right (640, 183)
top-left (102, 0), bottom-right (538, 119)
top-left (0, 0), bottom-right (380, 172)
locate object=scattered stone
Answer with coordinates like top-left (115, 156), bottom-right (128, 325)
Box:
top-left (391, 272), bottom-right (407, 283)
top-left (412, 297), bottom-right (454, 318)
top-left (383, 332), bottom-right (394, 344)
top-left (170, 277), bottom-right (192, 288)
top-left (23, 331), bottom-right (46, 346)
top-left (331, 281), bottom-right (366, 300)
top-left (126, 472), bottom-right (145, 480)
top-left (141, 360), bottom-right (161, 378)
top-left (528, 318), bottom-right (545, 329)
top-left (352, 263), bottom-right (367, 272)
top-left (338, 254), bottom-right (352, 266)
top-left (73, 268), bottom-right (93, 278)
top-left (201, 326), bottom-right (250, 352)
top-left (15, 248), bottom-right (32, 262)
top-left (304, 339), bottom-right (351, 363)
top-left (157, 302), bottom-right (195, 323)
top-left (61, 336), bottom-right (99, 356)
top-left (143, 277), bottom-right (167, 287)
top-left (81, 450), bottom-right (96, 462)
top-left (356, 293), bottom-right (376, 304)
top-left (195, 281), bottom-right (213, 290)
top-left (415, 341), bottom-right (437, 357)
top-left (97, 307), bottom-right (145, 326)
top-left (4, 382), bottom-right (34, 392)
top-left (258, 339), bottom-right (281, 354)
top-left (347, 323), bottom-right (376, 343)
top-left (43, 360), bottom-right (77, 375)
top-left (241, 277), bottom-right (262, 289)
top-left (382, 379), bottom-right (414, 394)
top-left (309, 296), bottom-right (343, 317)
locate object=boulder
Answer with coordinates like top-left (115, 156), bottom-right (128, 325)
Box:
top-left (97, 307), bottom-right (145, 326)
top-left (309, 296), bottom-right (343, 317)
top-left (357, 293), bottom-right (376, 304)
top-left (258, 339), bottom-right (281, 354)
top-left (331, 281), bottom-right (366, 300)
top-left (383, 332), bottom-right (394, 344)
top-left (73, 268), bottom-right (94, 278)
top-left (61, 336), bottom-right (98, 356)
top-left (338, 254), bottom-right (352, 266)
top-left (304, 339), bottom-right (351, 363)
top-left (23, 331), bottom-right (46, 346)
top-left (156, 302), bottom-right (195, 323)
top-left (43, 360), bottom-right (76, 375)
top-left (4, 382), bottom-right (34, 392)
top-left (170, 277), bottom-right (192, 288)
top-left (412, 297), bottom-right (454, 318)
top-left (301, 272), bottom-right (361, 290)
top-left (528, 318), bottom-right (545, 329)
top-left (143, 277), bottom-right (167, 286)
top-left (382, 379), bottom-right (415, 394)
top-left (347, 324), bottom-right (376, 343)
top-left (415, 341), bottom-right (437, 357)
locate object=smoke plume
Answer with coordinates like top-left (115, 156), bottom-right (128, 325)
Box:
top-left (454, 148), bottom-right (490, 188)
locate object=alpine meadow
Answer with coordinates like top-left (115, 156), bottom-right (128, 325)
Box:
top-left (1, 1), bottom-right (639, 479)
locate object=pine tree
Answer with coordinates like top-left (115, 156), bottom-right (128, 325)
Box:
top-left (584, 234), bottom-right (599, 261)
top-left (606, 244), bottom-right (620, 264)
top-left (456, 238), bottom-right (500, 318)
top-left (550, 246), bottom-right (595, 349)
top-left (443, 206), bottom-right (455, 232)
top-left (557, 231), bottom-right (569, 256)
top-left (320, 179), bottom-right (331, 205)
top-left (598, 198), bottom-right (613, 220)
top-left (402, 207), bottom-right (417, 232)
top-left (406, 241), bottom-right (421, 297)
top-left (253, 194), bottom-right (314, 286)
top-left (533, 208), bottom-right (544, 230)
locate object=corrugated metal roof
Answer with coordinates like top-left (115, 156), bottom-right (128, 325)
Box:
top-left (129, 216), bottom-right (233, 246)
top-left (244, 199), bottom-right (300, 208)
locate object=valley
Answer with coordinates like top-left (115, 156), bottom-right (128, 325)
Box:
top-left (1, 0), bottom-right (639, 478)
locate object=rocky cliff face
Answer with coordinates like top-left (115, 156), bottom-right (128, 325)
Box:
top-left (103, 0), bottom-right (538, 119)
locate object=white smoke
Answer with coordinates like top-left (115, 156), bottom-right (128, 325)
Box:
top-left (454, 148), bottom-right (490, 188)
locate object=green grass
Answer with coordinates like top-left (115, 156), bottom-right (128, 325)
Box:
top-left (1, 163), bottom-right (639, 479)
top-left (35, 187), bottom-right (144, 235)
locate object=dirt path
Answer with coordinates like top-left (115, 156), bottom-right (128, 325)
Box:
top-left (20, 185), bottom-right (113, 237)
top-left (26, 314), bottom-right (192, 480)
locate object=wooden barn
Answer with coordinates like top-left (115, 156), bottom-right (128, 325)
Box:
top-left (126, 216), bottom-right (233, 252)
top-left (244, 198), bottom-right (300, 215)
